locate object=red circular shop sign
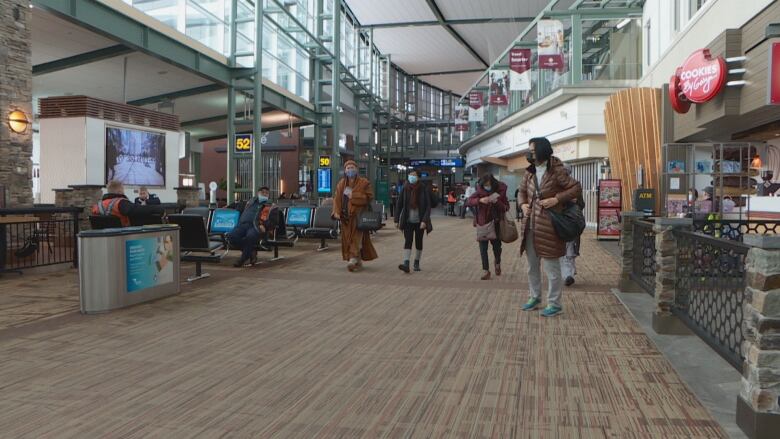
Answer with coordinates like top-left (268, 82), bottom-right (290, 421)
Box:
top-left (676, 49), bottom-right (727, 104)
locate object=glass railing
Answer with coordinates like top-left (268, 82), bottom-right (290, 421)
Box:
top-left (458, 16), bottom-right (643, 145)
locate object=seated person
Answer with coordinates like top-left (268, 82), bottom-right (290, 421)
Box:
top-left (134, 186), bottom-right (161, 205)
top-left (92, 180), bottom-right (164, 227)
top-left (227, 186), bottom-right (274, 267)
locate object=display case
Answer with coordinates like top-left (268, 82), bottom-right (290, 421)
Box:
top-left (661, 143), bottom-right (759, 219)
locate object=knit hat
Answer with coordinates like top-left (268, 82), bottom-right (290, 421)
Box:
top-left (343, 159), bottom-right (357, 169)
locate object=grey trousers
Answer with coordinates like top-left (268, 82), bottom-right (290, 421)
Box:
top-left (561, 241), bottom-right (577, 279)
top-left (525, 234), bottom-right (563, 307)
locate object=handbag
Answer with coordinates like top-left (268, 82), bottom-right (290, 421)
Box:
top-left (356, 203), bottom-right (382, 231)
top-left (475, 220), bottom-right (497, 242)
top-left (498, 211), bottom-right (518, 243)
top-left (534, 173), bottom-right (586, 242)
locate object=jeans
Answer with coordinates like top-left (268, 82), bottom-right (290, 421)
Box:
top-left (227, 223), bottom-right (262, 261)
top-left (561, 241), bottom-right (577, 279)
top-left (403, 223), bottom-right (424, 250)
top-left (479, 239), bottom-right (502, 271)
top-left (525, 234), bottom-right (563, 307)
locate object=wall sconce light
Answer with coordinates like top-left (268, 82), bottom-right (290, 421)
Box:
top-left (8, 109), bottom-right (30, 134)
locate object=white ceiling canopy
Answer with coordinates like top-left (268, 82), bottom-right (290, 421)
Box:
top-left (345, 0), bottom-right (575, 95)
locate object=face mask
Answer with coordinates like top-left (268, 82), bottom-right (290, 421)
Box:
top-left (408, 175), bottom-right (418, 184)
top-left (527, 151), bottom-right (536, 163)
top-left (258, 195), bottom-right (269, 203)
top-left (345, 169), bottom-right (358, 178)
top-left (484, 185), bottom-right (492, 192)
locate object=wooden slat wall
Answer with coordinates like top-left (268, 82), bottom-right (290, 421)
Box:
top-left (604, 88), bottom-right (662, 212)
top-left (39, 96), bottom-right (180, 132)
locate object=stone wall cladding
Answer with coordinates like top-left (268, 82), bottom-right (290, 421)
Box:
top-left (741, 240), bottom-right (780, 415)
top-left (54, 186), bottom-right (104, 231)
top-left (0, 0), bottom-right (33, 206)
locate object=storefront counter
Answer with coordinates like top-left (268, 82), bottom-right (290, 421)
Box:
top-left (78, 225), bottom-right (180, 314)
top-left (746, 196), bottom-right (780, 220)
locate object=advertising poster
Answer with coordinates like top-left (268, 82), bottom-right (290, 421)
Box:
top-left (537, 20), bottom-right (564, 70)
top-left (509, 48), bottom-right (532, 91)
top-left (468, 91), bottom-right (484, 122)
top-left (597, 209), bottom-right (621, 237)
top-left (454, 103), bottom-right (469, 131)
top-left (598, 179), bottom-right (622, 208)
top-left (489, 70), bottom-right (509, 105)
top-left (126, 234), bottom-right (175, 293)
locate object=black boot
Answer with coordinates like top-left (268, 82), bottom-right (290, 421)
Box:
top-left (413, 260), bottom-right (421, 272)
top-left (398, 260), bottom-right (410, 273)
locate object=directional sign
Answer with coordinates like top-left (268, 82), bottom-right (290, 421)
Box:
top-left (235, 134), bottom-right (252, 154)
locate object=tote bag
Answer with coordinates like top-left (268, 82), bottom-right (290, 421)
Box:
top-left (356, 203), bottom-right (382, 231)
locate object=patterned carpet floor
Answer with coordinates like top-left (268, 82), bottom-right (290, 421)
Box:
top-left (0, 215), bottom-right (725, 438)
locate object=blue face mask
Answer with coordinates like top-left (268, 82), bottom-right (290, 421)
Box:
top-left (257, 195), bottom-right (269, 203)
top-left (408, 175), bottom-right (418, 184)
top-left (345, 169), bottom-right (358, 178)
top-left (484, 185), bottom-right (492, 192)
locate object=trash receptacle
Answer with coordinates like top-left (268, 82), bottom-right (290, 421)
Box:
top-left (79, 225), bottom-right (180, 314)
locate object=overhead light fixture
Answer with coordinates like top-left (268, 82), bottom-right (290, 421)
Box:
top-left (616, 18), bottom-right (631, 30)
top-left (394, 130), bottom-right (399, 144)
top-left (7, 109), bottom-right (30, 134)
top-left (374, 130), bottom-right (378, 144)
top-left (437, 129), bottom-right (441, 142)
top-left (416, 129), bottom-right (420, 143)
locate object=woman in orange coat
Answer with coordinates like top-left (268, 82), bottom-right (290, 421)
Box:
top-left (332, 160), bottom-right (378, 271)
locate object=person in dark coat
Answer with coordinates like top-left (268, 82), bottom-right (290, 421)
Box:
top-left (394, 169), bottom-right (433, 273)
top-left (92, 180), bottom-right (163, 227)
top-left (518, 137), bottom-right (582, 317)
top-left (227, 186), bottom-right (273, 267)
top-left (467, 174), bottom-right (509, 280)
top-left (134, 186), bottom-right (161, 205)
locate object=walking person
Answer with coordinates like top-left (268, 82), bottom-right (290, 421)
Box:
top-left (332, 160), bottom-right (378, 271)
top-left (519, 137), bottom-right (582, 317)
top-left (394, 169), bottom-right (432, 273)
top-left (467, 174), bottom-right (509, 280)
top-left (560, 164), bottom-right (586, 287)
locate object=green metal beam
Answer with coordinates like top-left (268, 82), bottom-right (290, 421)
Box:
top-left (415, 68), bottom-right (484, 77)
top-left (570, 15), bottom-right (583, 84)
top-left (126, 84), bottom-right (224, 106)
top-left (32, 44), bottom-right (133, 76)
top-left (424, 0), bottom-right (488, 67)
top-left (365, 17), bottom-right (534, 29)
top-left (31, 0), bottom-right (316, 124)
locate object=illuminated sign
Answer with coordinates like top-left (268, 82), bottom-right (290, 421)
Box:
top-left (409, 159), bottom-right (465, 168)
top-left (235, 134), bottom-right (252, 153)
top-left (317, 168), bottom-right (332, 194)
top-left (769, 42), bottom-right (780, 105)
top-left (669, 49), bottom-right (727, 114)
top-left (319, 155), bottom-right (331, 167)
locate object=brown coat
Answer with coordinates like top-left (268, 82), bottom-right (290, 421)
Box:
top-left (332, 176), bottom-right (379, 262)
top-left (518, 156), bottom-right (582, 258)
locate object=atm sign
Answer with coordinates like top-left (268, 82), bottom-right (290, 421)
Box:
top-left (639, 193), bottom-right (653, 199)
top-left (319, 155), bottom-right (331, 167)
top-left (235, 134), bottom-right (252, 153)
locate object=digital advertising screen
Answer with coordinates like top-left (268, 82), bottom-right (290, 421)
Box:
top-left (286, 207), bottom-right (313, 227)
top-left (106, 126), bottom-right (166, 186)
top-left (318, 168), bottom-right (332, 194)
top-left (210, 209), bottom-right (240, 234)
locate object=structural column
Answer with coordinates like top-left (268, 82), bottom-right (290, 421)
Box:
top-left (738, 234), bottom-right (780, 439)
top-left (618, 211), bottom-right (644, 293)
top-left (652, 218), bottom-right (692, 335)
top-left (0, 0), bottom-right (33, 206)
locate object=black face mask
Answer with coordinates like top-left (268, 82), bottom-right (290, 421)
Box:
top-left (527, 151), bottom-right (536, 164)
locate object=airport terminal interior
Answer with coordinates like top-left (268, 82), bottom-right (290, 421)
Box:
top-left (2, 0), bottom-right (780, 438)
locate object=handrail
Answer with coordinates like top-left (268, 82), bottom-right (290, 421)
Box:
top-left (0, 207), bottom-right (83, 215)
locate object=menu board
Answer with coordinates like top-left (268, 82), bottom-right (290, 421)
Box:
top-left (597, 179), bottom-right (622, 240)
top-left (597, 209), bottom-right (621, 237)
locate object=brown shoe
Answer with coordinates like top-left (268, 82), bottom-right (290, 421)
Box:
top-left (481, 270), bottom-right (491, 280)
top-left (495, 264), bottom-right (502, 276)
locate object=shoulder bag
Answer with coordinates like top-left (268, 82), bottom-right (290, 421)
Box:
top-left (534, 174), bottom-right (585, 242)
top-left (356, 202), bottom-right (382, 231)
top-left (498, 208), bottom-right (518, 243)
